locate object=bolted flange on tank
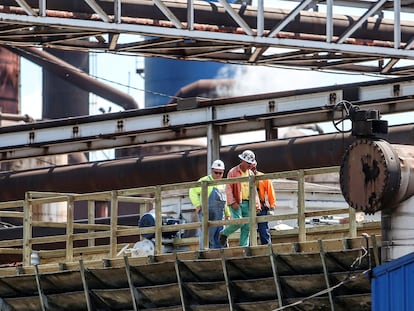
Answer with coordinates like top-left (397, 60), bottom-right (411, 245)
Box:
top-left (340, 138), bottom-right (414, 214)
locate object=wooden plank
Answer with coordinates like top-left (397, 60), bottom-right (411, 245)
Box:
top-left (0, 239), bottom-right (23, 248)
top-left (22, 194), bottom-right (32, 266)
top-left (297, 170), bottom-right (306, 242)
top-left (110, 191), bottom-right (118, 258)
top-left (0, 211), bottom-right (24, 218)
top-left (154, 186), bottom-right (162, 255)
top-left (32, 221), bottom-right (111, 230)
top-left (0, 200), bottom-right (24, 209)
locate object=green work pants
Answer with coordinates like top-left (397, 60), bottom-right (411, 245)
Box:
top-left (222, 200), bottom-right (250, 246)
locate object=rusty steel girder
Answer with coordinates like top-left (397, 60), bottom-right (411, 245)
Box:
top-left (1, 0), bottom-right (412, 43)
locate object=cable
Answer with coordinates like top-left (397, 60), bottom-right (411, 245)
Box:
top-left (272, 241), bottom-right (371, 311)
top-left (90, 73), bottom-right (183, 102)
top-left (272, 269), bottom-right (370, 311)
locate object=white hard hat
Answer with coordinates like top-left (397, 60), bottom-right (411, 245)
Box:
top-left (211, 159), bottom-right (225, 170)
top-left (238, 150), bottom-right (256, 164)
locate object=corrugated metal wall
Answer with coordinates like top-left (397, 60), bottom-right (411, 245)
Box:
top-left (372, 251), bottom-right (414, 311)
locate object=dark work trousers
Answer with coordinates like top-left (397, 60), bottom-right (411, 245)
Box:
top-left (198, 187), bottom-right (226, 249)
top-left (257, 205), bottom-right (271, 245)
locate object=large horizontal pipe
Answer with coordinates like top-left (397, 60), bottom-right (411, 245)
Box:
top-left (7, 46), bottom-right (139, 110)
top-left (0, 124), bottom-right (412, 202)
top-left (2, 0), bottom-right (414, 43)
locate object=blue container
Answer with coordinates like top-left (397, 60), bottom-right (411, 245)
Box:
top-left (144, 58), bottom-right (228, 107)
top-left (144, 0), bottom-right (238, 107)
top-left (372, 252), bottom-right (414, 311)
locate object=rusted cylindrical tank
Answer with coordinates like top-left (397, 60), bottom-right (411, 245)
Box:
top-left (0, 47), bottom-right (19, 114)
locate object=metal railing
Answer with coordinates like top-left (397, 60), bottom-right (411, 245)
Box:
top-left (0, 166), bottom-right (368, 266)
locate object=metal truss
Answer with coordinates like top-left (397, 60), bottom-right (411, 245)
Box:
top-left (1, 75), bottom-right (414, 161)
top-left (0, 0), bottom-right (414, 75)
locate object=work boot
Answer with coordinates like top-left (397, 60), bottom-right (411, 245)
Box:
top-left (219, 232), bottom-right (228, 247)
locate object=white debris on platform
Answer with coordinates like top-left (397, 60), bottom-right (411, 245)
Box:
top-left (116, 239), bottom-right (155, 258)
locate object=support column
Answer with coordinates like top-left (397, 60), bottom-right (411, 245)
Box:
top-left (207, 123), bottom-right (220, 173)
top-left (265, 119), bottom-right (278, 140)
top-left (383, 196), bottom-right (414, 261)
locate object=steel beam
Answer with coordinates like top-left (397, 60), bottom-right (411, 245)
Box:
top-left (0, 76), bottom-right (413, 161)
top-left (1, 0), bottom-right (414, 73)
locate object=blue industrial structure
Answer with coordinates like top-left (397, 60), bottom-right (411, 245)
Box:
top-left (143, 0), bottom-right (240, 107)
top-left (372, 252), bottom-right (414, 311)
top-left (144, 58), bottom-right (231, 107)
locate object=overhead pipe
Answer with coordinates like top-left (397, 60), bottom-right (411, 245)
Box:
top-left (0, 124), bottom-right (412, 202)
top-left (6, 46), bottom-right (139, 110)
top-left (168, 79), bottom-right (235, 104)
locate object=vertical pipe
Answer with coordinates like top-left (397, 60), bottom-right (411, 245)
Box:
top-left (187, 0), bottom-right (194, 31)
top-left (383, 196), bottom-right (414, 261)
top-left (114, 0), bottom-right (121, 23)
top-left (257, 0), bottom-right (264, 37)
top-left (326, 0), bottom-right (333, 42)
top-left (394, 0), bottom-right (401, 48)
top-left (39, 0), bottom-right (46, 16)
